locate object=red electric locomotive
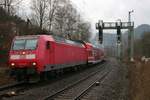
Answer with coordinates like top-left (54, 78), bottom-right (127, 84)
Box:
top-left (9, 35), bottom-right (105, 81)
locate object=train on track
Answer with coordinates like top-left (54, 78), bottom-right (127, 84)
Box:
top-left (8, 35), bottom-right (105, 81)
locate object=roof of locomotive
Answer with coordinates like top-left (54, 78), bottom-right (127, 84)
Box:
top-left (15, 35), bottom-right (40, 39)
top-left (14, 35), bottom-right (105, 48)
top-left (14, 35), bottom-right (54, 41)
top-left (52, 35), bottom-right (85, 47)
top-left (14, 35), bottom-right (85, 47)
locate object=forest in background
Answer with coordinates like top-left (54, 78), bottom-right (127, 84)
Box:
top-left (0, 0), bottom-right (92, 64)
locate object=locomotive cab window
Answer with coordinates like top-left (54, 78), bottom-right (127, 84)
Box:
top-left (46, 41), bottom-right (50, 49)
top-left (12, 38), bottom-right (38, 50)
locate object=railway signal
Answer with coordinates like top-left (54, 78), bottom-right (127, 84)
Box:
top-left (117, 26), bottom-right (121, 43)
top-left (98, 27), bottom-right (103, 44)
top-left (96, 20), bottom-right (134, 60)
top-left (96, 20), bottom-right (103, 44)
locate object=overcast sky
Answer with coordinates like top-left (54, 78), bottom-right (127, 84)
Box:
top-left (71, 0), bottom-right (150, 32)
top-left (20, 0), bottom-right (150, 32)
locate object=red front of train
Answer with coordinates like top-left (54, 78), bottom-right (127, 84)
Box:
top-left (9, 35), bottom-right (49, 74)
top-left (9, 35), bottom-right (87, 74)
top-left (9, 35), bottom-right (105, 80)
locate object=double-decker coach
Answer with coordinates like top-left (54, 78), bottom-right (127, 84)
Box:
top-left (86, 43), bottom-right (105, 64)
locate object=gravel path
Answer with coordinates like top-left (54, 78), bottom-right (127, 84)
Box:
top-left (81, 58), bottom-right (129, 100)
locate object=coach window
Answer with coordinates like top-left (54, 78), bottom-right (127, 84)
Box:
top-left (46, 41), bottom-right (50, 49)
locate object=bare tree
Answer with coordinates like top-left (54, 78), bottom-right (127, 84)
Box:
top-left (65, 4), bottom-right (77, 34)
top-left (53, 0), bottom-right (77, 36)
top-left (0, 0), bottom-right (24, 15)
top-left (31, 0), bottom-right (48, 31)
top-left (52, 0), bottom-right (91, 41)
top-left (30, 0), bottom-right (91, 40)
top-left (47, 0), bottom-right (59, 32)
top-left (53, 2), bottom-right (67, 35)
top-left (76, 20), bottom-right (91, 41)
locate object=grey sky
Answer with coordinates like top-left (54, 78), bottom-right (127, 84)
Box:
top-left (19, 0), bottom-right (150, 32)
top-left (71, 0), bottom-right (150, 32)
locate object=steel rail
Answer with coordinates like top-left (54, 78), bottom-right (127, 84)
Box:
top-left (73, 71), bottom-right (110, 100)
top-left (0, 82), bottom-right (25, 91)
top-left (43, 63), bottom-right (107, 100)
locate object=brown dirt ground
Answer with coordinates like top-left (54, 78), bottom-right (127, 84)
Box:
top-left (0, 64), bottom-right (14, 86)
top-left (129, 61), bottom-right (150, 100)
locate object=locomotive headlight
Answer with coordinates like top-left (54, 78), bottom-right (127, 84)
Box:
top-left (32, 62), bottom-right (36, 66)
top-left (26, 54), bottom-right (36, 59)
top-left (11, 63), bottom-right (15, 66)
top-left (22, 52), bottom-right (25, 55)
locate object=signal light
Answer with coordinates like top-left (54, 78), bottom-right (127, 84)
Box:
top-left (117, 35), bottom-right (121, 43)
top-left (117, 26), bottom-right (121, 42)
top-left (98, 28), bottom-right (103, 44)
top-left (96, 20), bottom-right (103, 44)
top-left (117, 26), bottom-right (121, 36)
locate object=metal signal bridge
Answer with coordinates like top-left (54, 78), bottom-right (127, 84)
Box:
top-left (96, 20), bottom-right (134, 60)
top-left (96, 20), bottom-right (134, 44)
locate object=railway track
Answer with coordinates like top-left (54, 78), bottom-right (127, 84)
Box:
top-left (0, 82), bottom-right (26, 99)
top-left (0, 81), bottom-right (39, 99)
top-left (43, 65), bottom-right (110, 100)
top-left (0, 82), bottom-right (25, 91)
top-left (0, 62), bottom-right (108, 100)
top-left (73, 72), bottom-right (109, 100)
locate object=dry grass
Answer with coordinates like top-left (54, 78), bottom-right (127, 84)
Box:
top-left (129, 61), bottom-right (150, 100)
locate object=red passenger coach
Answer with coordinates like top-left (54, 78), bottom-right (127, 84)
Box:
top-left (84, 43), bottom-right (93, 63)
top-left (84, 43), bottom-right (104, 63)
top-left (92, 45), bottom-right (105, 63)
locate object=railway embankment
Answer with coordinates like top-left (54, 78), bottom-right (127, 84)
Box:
top-left (82, 58), bottom-right (129, 100)
top-left (0, 65), bottom-right (14, 86)
top-left (128, 60), bottom-right (150, 100)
